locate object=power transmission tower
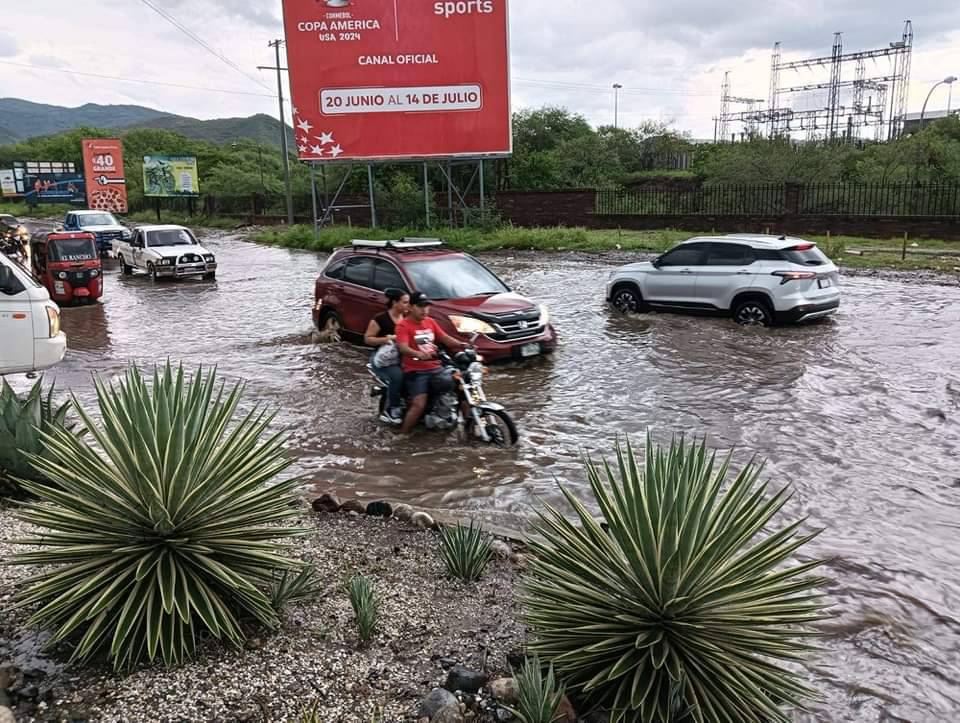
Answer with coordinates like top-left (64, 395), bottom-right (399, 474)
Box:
top-left (727, 21), bottom-right (913, 142)
top-left (718, 72), bottom-right (764, 142)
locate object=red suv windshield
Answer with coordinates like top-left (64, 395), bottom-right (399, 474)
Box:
top-left (403, 255), bottom-right (508, 300)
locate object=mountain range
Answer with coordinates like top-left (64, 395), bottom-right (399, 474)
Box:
top-left (0, 98), bottom-right (293, 147)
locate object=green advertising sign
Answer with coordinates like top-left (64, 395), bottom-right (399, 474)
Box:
top-left (143, 155), bottom-right (200, 197)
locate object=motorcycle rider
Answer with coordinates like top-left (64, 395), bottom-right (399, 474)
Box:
top-left (395, 291), bottom-right (467, 434)
top-left (364, 288), bottom-right (410, 425)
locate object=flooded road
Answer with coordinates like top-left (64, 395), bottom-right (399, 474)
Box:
top-left (23, 230), bottom-right (960, 721)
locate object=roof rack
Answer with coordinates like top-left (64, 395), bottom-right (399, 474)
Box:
top-left (351, 238), bottom-right (444, 250)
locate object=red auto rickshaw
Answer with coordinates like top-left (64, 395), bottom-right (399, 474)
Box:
top-left (31, 231), bottom-right (103, 305)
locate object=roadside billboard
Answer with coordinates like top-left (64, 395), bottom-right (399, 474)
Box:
top-left (81, 138), bottom-right (128, 213)
top-left (4, 161), bottom-right (86, 204)
top-left (281, 0), bottom-right (511, 161)
top-left (0, 170), bottom-right (16, 197)
top-left (143, 155), bottom-right (200, 197)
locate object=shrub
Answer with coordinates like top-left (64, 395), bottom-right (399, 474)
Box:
top-left (9, 363), bottom-right (306, 670)
top-left (269, 565), bottom-right (321, 611)
top-left (0, 379), bottom-right (78, 496)
top-left (507, 655), bottom-right (566, 723)
top-left (347, 573), bottom-right (379, 643)
top-left (522, 437), bottom-right (828, 723)
top-left (439, 520), bottom-right (493, 581)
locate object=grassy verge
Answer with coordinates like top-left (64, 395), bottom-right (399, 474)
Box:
top-left (252, 224), bottom-right (960, 273)
top-left (0, 202), bottom-right (74, 220)
top-left (253, 224), bottom-right (691, 253)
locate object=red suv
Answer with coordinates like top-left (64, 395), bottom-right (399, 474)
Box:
top-left (313, 238), bottom-right (557, 361)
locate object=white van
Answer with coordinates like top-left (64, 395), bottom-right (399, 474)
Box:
top-left (0, 253), bottom-right (67, 375)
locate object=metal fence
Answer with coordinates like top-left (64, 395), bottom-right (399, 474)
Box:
top-left (596, 185), bottom-right (787, 216)
top-left (596, 183), bottom-right (960, 217)
top-left (797, 184), bottom-right (960, 216)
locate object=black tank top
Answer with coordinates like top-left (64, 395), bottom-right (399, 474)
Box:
top-left (374, 311), bottom-right (396, 336)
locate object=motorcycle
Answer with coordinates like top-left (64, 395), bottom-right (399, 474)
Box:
top-left (1, 227), bottom-right (29, 263)
top-left (367, 344), bottom-right (519, 447)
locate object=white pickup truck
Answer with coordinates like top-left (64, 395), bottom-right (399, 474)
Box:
top-left (115, 225), bottom-right (217, 282)
top-left (0, 253), bottom-right (66, 375)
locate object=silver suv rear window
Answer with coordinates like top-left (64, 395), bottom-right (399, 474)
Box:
top-left (783, 246), bottom-right (829, 266)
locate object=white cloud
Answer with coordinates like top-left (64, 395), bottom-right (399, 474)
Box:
top-left (0, 32), bottom-right (18, 58)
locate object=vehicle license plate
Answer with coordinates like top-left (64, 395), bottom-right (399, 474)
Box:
top-left (818, 278), bottom-right (832, 288)
top-left (520, 343), bottom-right (540, 358)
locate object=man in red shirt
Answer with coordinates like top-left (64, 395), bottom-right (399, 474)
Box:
top-left (395, 291), bottom-right (467, 434)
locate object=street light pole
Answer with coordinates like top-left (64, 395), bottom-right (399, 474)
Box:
top-left (920, 76), bottom-right (958, 131)
top-left (259, 40), bottom-right (295, 225)
top-left (612, 83), bottom-right (623, 129)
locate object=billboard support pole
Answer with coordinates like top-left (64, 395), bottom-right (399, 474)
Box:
top-left (479, 160), bottom-right (485, 219)
top-left (423, 162), bottom-right (431, 228)
top-left (155, 198), bottom-right (161, 223)
top-left (447, 162), bottom-right (454, 225)
top-left (367, 164), bottom-right (377, 229)
top-left (319, 165), bottom-right (354, 227)
top-left (309, 163), bottom-right (319, 239)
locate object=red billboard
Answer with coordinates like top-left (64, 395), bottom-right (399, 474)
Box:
top-left (281, 0), bottom-right (511, 162)
top-left (81, 138), bottom-right (128, 213)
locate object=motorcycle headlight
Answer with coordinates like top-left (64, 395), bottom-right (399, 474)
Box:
top-left (538, 304), bottom-right (550, 326)
top-left (449, 315), bottom-right (495, 335)
top-left (46, 306), bottom-right (61, 338)
top-left (468, 361), bottom-right (485, 378)
top-left (90, 269), bottom-right (100, 278)
top-left (57, 271), bottom-right (68, 280)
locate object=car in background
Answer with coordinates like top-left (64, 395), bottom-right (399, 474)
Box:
top-left (314, 238), bottom-right (557, 361)
top-left (63, 209), bottom-right (132, 257)
top-left (0, 252), bottom-right (66, 375)
top-left (114, 225), bottom-right (217, 282)
top-left (606, 234), bottom-right (840, 326)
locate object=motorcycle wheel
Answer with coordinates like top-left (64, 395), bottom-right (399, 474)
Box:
top-left (478, 408), bottom-right (518, 447)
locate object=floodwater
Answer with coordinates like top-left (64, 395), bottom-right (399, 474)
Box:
top-left (19, 229), bottom-right (960, 721)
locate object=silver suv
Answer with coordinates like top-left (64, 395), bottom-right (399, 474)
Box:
top-left (606, 234), bottom-right (840, 325)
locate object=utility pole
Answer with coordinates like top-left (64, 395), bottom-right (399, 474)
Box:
top-left (612, 84), bottom-right (622, 129)
top-left (259, 40), bottom-right (294, 225)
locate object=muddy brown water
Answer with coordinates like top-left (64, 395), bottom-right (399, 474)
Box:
top-left (13, 229), bottom-right (960, 720)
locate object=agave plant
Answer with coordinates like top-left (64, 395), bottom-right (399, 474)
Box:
top-left (0, 378), bottom-right (77, 495)
top-left (9, 363), bottom-right (306, 671)
top-left (347, 573), bottom-right (379, 643)
top-left (438, 520), bottom-right (493, 582)
top-left (522, 436), bottom-right (829, 723)
top-left (507, 655), bottom-right (566, 723)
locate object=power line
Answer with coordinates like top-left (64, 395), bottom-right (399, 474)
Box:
top-left (513, 77), bottom-right (714, 97)
top-left (0, 60), bottom-right (276, 98)
top-left (138, 0), bottom-right (272, 91)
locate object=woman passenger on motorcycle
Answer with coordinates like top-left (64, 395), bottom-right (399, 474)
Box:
top-left (365, 288), bottom-right (410, 424)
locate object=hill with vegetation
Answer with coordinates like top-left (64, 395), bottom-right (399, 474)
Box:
top-left (0, 98), bottom-right (292, 148)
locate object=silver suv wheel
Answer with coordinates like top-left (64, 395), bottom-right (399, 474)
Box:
top-left (612, 286), bottom-right (642, 313)
top-left (733, 300), bottom-right (773, 326)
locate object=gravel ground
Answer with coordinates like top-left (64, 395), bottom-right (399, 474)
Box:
top-left (0, 504), bottom-right (528, 723)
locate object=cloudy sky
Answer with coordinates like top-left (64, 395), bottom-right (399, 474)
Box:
top-left (0, 0), bottom-right (957, 139)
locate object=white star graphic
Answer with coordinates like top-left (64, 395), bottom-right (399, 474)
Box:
top-left (297, 118), bottom-right (313, 133)
top-left (316, 131), bottom-right (334, 145)
top-left (299, 136), bottom-right (309, 145)
top-left (298, 144), bottom-right (308, 154)
top-left (328, 144), bottom-right (344, 158)
top-left (292, 106), bottom-right (299, 116)
top-left (310, 144), bottom-right (324, 155)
